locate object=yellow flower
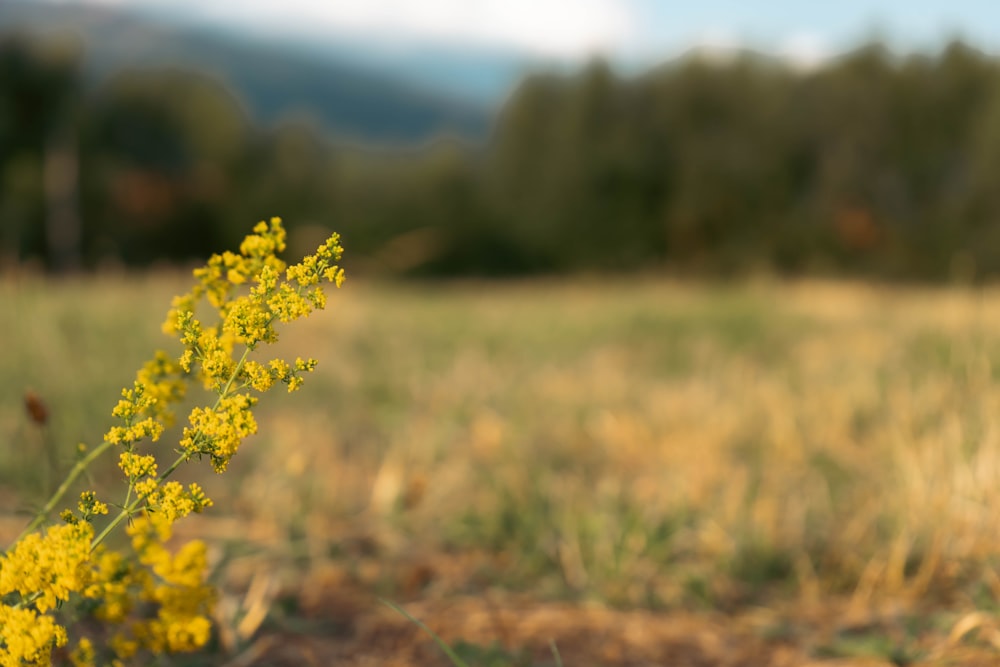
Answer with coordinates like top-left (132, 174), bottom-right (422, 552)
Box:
top-left (78, 491), bottom-right (109, 519)
top-left (119, 452), bottom-right (158, 480)
top-left (223, 297), bottom-right (274, 348)
top-left (0, 522), bottom-right (93, 613)
top-left (108, 633), bottom-right (139, 661)
top-left (104, 382), bottom-right (165, 446)
top-left (85, 549), bottom-right (135, 623)
top-left (134, 351), bottom-right (187, 427)
top-left (125, 516), bottom-right (215, 654)
top-left (0, 605), bottom-right (68, 666)
top-left (1, 218), bottom-right (345, 664)
top-left (180, 394), bottom-right (258, 472)
top-left (240, 360), bottom-right (274, 391)
top-left (69, 637), bottom-right (95, 667)
top-left (133, 477), bottom-right (159, 499)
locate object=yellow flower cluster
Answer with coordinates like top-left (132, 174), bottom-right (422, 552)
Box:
top-left (104, 383), bottom-right (164, 447)
top-left (179, 394), bottom-right (258, 473)
top-left (134, 352), bottom-right (187, 428)
top-left (121, 517), bottom-right (215, 655)
top-left (0, 218), bottom-right (344, 665)
top-left (241, 357), bottom-right (318, 393)
top-left (0, 522), bottom-right (93, 613)
top-left (0, 605), bottom-right (67, 667)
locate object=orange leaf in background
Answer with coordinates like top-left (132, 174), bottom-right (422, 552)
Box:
top-left (24, 390), bottom-right (49, 427)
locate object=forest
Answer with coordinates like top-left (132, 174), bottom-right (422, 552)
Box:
top-left (12, 22), bottom-right (1000, 666)
top-left (5, 31), bottom-right (1000, 281)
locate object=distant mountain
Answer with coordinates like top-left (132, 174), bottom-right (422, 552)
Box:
top-left (230, 26), bottom-right (538, 107)
top-left (0, 1), bottom-right (495, 144)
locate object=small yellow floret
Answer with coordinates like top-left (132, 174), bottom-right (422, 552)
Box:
top-left (0, 522), bottom-right (93, 614)
top-left (78, 491), bottom-right (109, 518)
top-left (119, 452), bottom-right (158, 479)
top-left (0, 605), bottom-right (68, 665)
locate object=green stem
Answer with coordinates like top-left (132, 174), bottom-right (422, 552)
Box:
top-left (12, 440), bottom-right (115, 547)
top-left (31, 273), bottom-right (301, 552)
top-left (90, 346), bottom-right (252, 552)
top-left (219, 347), bottom-right (252, 400)
top-left (90, 449), bottom-right (189, 550)
top-left (90, 498), bottom-right (138, 550)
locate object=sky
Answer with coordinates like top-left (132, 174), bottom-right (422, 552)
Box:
top-left (42, 0), bottom-right (1000, 66)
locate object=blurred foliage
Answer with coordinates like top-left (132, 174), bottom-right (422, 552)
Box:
top-left (7, 31), bottom-right (1000, 279)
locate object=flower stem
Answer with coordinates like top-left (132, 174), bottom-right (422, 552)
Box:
top-left (12, 440), bottom-right (115, 547)
top-left (90, 346), bottom-right (252, 552)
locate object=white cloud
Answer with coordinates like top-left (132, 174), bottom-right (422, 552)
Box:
top-left (692, 27), bottom-right (743, 53)
top-left (778, 32), bottom-right (831, 70)
top-left (187, 0), bottom-right (637, 59)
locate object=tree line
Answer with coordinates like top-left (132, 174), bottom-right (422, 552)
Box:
top-left (5, 31), bottom-right (1000, 281)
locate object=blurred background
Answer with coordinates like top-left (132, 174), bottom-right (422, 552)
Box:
top-left (13, 3), bottom-right (1000, 663)
top-left (6, 0), bottom-right (1000, 281)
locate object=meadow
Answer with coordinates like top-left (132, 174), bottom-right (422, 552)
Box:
top-left (4, 273), bottom-right (1000, 665)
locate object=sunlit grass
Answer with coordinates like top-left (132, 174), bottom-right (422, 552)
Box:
top-left (4, 274), bottom-right (1000, 618)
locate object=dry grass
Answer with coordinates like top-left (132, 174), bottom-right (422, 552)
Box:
top-left (4, 274), bottom-right (1000, 663)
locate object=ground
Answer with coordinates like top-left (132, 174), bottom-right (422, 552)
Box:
top-left (5, 275), bottom-right (1000, 665)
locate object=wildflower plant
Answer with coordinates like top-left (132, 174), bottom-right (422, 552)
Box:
top-left (0, 218), bottom-right (344, 665)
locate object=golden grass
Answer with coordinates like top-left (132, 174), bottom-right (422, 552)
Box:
top-left (4, 275), bottom-right (1000, 623)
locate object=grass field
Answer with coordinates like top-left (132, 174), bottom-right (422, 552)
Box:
top-left (4, 274), bottom-right (1000, 665)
